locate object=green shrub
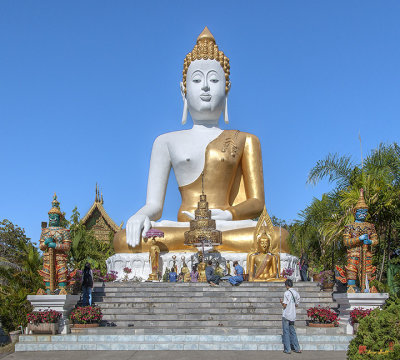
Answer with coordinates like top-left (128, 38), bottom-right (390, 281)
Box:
top-left (347, 302), bottom-right (400, 359)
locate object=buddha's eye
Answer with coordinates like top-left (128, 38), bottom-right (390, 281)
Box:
top-left (192, 79), bottom-right (201, 83)
top-left (210, 79), bottom-right (219, 83)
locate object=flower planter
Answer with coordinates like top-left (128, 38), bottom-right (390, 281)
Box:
top-left (308, 322), bottom-right (335, 328)
top-left (313, 274), bottom-right (321, 282)
top-left (322, 282), bottom-right (334, 292)
top-left (71, 323), bottom-right (100, 328)
top-left (9, 330), bottom-right (21, 343)
top-left (28, 323), bottom-right (59, 335)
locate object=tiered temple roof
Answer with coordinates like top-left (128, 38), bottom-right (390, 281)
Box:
top-left (81, 184), bottom-right (123, 242)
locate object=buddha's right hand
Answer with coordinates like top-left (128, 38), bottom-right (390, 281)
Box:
top-left (126, 214), bottom-right (151, 247)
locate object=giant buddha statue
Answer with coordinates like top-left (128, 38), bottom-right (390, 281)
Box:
top-left (113, 27), bottom-right (289, 261)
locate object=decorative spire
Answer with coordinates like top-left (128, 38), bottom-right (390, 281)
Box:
top-left (201, 172), bottom-right (204, 195)
top-left (48, 193), bottom-right (62, 216)
top-left (101, 192), bottom-right (104, 204)
top-left (95, 183), bottom-right (98, 202)
top-left (354, 188), bottom-right (368, 211)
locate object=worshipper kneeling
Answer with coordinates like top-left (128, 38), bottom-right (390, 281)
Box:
top-left (169, 267), bottom-right (178, 282)
top-left (228, 261), bottom-right (244, 286)
top-left (205, 260), bottom-right (221, 287)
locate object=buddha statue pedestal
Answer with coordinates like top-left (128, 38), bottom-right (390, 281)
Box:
top-left (106, 251), bottom-right (300, 282)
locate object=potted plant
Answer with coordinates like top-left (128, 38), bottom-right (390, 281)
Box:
top-left (350, 307), bottom-right (372, 334)
top-left (26, 310), bottom-right (62, 335)
top-left (309, 264), bottom-right (324, 282)
top-left (307, 305), bottom-right (339, 327)
top-left (70, 306), bottom-right (103, 328)
top-left (281, 268), bottom-right (295, 280)
top-left (122, 267), bottom-right (132, 282)
top-left (319, 270), bottom-right (335, 291)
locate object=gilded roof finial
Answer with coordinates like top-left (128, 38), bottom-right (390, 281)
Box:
top-left (201, 172), bottom-right (204, 195)
top-left (95, 183), bottom-right (98, 202)
top-left (101, 192), bottom-right (104, 205)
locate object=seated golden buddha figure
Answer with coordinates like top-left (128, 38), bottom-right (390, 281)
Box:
top-left (113, 27), bottom-right (289, 255)
top-left (247, 231), bottom-right (282, 282)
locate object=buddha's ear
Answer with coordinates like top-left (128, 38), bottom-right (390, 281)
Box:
top-left (226, 81), bottom-right (231, 94)
top-left (180, 82), bottom-right (186, 101)
top-left (180, 82), bottom-right (188, 125)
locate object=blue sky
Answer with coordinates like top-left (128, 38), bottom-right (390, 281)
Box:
top-left (1, 1), bottom-right (399, 244)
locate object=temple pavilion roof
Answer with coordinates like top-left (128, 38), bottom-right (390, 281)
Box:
top-left (81, 184), bottom-right (123, 241)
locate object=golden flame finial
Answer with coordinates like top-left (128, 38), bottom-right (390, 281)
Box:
top-left (197, 26), bottom-right (215, 44)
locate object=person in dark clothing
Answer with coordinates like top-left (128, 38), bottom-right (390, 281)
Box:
top-left (82, 263), bottom-right (94, 306)
top-left (300, 249), bottom-right (309, 281)
top-left (205, 260), bottom-right (220, 286)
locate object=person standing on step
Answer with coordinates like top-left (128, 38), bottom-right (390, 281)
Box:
top-left (81, 263), bottom-right (94, 306)
top-left (228, 261), bottom-right (244, 286)
top-left (205, 260), bottom-right (220, 287)
top-left (279, 279), bottom-right (302, 354)
top-left (169, 267), bottom-right (178, 282)
top-left (300, 248), bottom-right (309, 281)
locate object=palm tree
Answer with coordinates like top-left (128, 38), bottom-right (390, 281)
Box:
top-left (295, 142), bottom-right (400, 281)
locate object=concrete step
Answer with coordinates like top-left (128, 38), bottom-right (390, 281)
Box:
top-left (100, 319), bottom-right (322, 328)
top-left (97, 302), bottom-right (333, 309)
top-left (16, 334), bottom-right (352, 351)
top-left (100, 308), bottom-right (312, 315)
top-left (70, 326), bottom-right (346, 335)
top-left (93, 294), bottom-right (333, 303)
top-left (102, 313), bottom-right (314, 321)
top-left (93, 286), bottom-right (327, 292)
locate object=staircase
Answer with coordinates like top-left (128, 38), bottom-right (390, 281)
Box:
top-left (16, 281), bottom-right (353, 351)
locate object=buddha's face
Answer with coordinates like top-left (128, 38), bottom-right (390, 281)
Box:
top-left (185, 59), bottom-right (227, 122)
top-left (260, 238), bottom-right (270, 252)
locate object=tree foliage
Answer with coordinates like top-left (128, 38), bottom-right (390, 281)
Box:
top-left (0, 219), bottom-right (42, 332)
top-left (67, 207), bottom-right (114, 274)
top-left (347, 300), bottom-right (400, 359)
top-left (292, 143), bottom-right (400, 282)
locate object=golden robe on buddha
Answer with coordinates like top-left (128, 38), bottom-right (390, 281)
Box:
top-left (114, 130), bottom-right (289, 254)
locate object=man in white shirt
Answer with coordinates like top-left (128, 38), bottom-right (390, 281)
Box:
top-left (279, 279), bottom-right (301, 354)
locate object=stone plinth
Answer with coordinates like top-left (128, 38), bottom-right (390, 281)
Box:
top-left (27, 295), bottom-right (80, 334)
top-left (106, 252), bottom-right (299, 281)
top-left (333, 292), bottom-right (389, 334)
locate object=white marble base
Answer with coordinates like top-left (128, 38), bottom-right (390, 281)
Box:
top-left (106, 252), bottom-right (300, 281)
top-left (27, 295), bottom-right (80, 334)
top-left (333, 292), bottom-right (389, 334)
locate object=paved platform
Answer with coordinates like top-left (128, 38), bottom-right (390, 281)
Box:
top-left (2, 350), bottom-right (348, 360)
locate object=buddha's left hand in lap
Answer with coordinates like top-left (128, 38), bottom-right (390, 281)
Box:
top-left (182, 209), bottom-right (233, 221)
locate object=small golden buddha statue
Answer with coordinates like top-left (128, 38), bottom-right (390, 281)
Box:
top-left (148, 238), bottom-right (160, 281)
top-left (215, 261), bottom-right (224, 277)
top-left (247, 207), bottom-right (284, 282)
top-left (197, 254), bottom-right (207, 282)
top-left (226, 260), bottom-right (231, 276)
top-left (181, 257), bottom-right (191, 282)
